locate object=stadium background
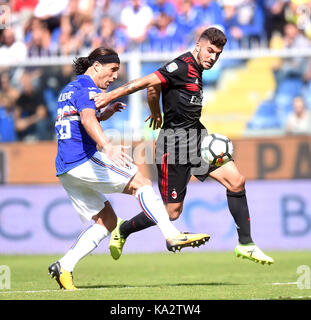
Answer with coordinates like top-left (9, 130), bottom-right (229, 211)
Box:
top-left (0, 0), bottom-right (311, 256)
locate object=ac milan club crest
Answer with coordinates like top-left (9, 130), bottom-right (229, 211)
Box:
top-left (171, 188), bottom-right (178, 199)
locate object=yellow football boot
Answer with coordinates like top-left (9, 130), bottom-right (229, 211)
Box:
top-left (166, 232), bottom-right (210, 252)
top-left (48, 261), bottom-right (77, 290)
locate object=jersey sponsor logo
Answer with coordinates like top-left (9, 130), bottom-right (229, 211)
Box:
top-left (190, 90), bottom-right (203, 105)
top-left (166, 62), bottom-right (178, 73)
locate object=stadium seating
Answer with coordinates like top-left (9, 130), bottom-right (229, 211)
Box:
top-left (248, 76), bottom-right (305, 130)
top-left (201, 57), bottom-right (277, 137)
top-left (247, 99), bottom-right (281, 129)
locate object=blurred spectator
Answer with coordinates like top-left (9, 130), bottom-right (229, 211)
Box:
top-left (0, 71), bottom-right (20, 106)
top-left (0, 28), bottom-right (27, 63)
top-left (144, 11), bottom-right (185, 52)
top-left (222, 0), bottom-right (265, 49)
top-left (194, 0), bottom-right (224, 29)
top-left (12, 0), bottom-right (39, 12)
top-left (285, 96), bottom-right (311, 134)
top-left (222, 1), bottom-right (242, 49)
top-left (27, 19), bottom-right (55, 56)
top-left (120, 0), bottom-right (154, 47)
top-left (238, 0), bottom-right (265, 45)
top-left (0, 93), bottom-right (17, 142)
top-left (303, 57), bottom-right (311, 83)
top-left (285, 0), bottom-right (311, 38)
top-left (14, 72), bottom-right (52, 141)
top-left (40, 64), bottom-right (74, 121)
top-left (11, 0), bottom-right (38, 41)
top-left (273, 22), bottom-right (311, 82)
top-left (175, 0), bottom-right (200, 43)
top-left (34, 0), bottom-right (69, 19)
top-left (302, 57), bottom-right (311, 107)
top-left (33, 0), bottom-right (69, 34)
top-left (92, 16), bottom-right (128, 54)
top-left (282, 21), bottom-right (310, 47)
top-left (73, 16), bottom-right (96, 53)
top-left (77, 0), bottom-right (96, 20)
top-left (148, 0), bottom-right (177, 20)
top-left (4, 0), bottom-right (304, 59)
top-left (94, 0), bottom-right (125, 26)
top-left (263, 0), bottom-right (288, 43)
top-left (59, 0), bottom-right (84, 55)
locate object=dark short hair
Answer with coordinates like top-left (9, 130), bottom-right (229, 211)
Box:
top-left (73, 47), bottom-right (119, 75)
top-left (198, 27), bottom-right (227, 48)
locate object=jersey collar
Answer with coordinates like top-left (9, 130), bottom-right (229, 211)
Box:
top-left (76, 74), bottom-right (98, 88)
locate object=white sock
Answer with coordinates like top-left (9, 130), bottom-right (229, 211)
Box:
top-left (59, 223), bottom-right (109, 272)
top-left (136, 185), bottom-right (180, 239)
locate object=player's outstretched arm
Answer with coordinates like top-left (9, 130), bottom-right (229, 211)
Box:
top-left (145, 84), bottom-right (162, 130)
top-left (94, 73), bottom-right (161, 110)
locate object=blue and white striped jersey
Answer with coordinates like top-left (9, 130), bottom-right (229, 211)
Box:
top-left (55, 75), bottom-right (101, 176)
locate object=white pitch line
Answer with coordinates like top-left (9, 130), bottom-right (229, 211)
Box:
top-left (0, 286), bottom-right (138, 294)
top-left (252, 295), bottom-right (311, 300)
top-left (0, 289), bottom-right (64, 294)
top-left (271, 282), bottom-right (298, 286)
top-left (0, 288), bottom-right (108, 294)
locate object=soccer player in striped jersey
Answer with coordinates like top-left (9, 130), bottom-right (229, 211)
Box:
top-left (48, 47), bottom-right (210, 290)
top-left (94, 28), bottom-right (274, 266)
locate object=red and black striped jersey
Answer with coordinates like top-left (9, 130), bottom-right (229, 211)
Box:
top-left (154, 51), bottom-right (203, 130)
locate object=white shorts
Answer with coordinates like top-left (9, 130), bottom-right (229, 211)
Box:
top-left (59, 151), bottom-right (138, 222)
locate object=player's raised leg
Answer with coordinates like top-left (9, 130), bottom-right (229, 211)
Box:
top-left (109, 171), bottom-right (210, 259)
top-left (209, 160), bottom-right (274, 265)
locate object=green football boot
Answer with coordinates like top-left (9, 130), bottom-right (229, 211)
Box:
top-left (109, 218), bottom-right (126, 260)
top-left (234, 243), bottom-right (274, 265)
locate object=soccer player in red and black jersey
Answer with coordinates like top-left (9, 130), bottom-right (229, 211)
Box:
top-left (94, 27), bottom-right (274, 264)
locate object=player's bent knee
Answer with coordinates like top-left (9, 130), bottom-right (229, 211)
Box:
top-left (132, 174), bottom-right (152, 191)
top-left (228, 174), bottom-right (246, 193)
top-left (92, 201), bottom-right (117, 232)
top-left (166, 204), bottom-right (183, 221)
top-left (123, 171), bottom-right (152, 195)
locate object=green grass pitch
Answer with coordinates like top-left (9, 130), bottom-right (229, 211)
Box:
top-left (0, 251), bottom-right (310, 300)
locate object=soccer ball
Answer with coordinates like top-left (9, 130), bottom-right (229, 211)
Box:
top-left (201, 133), bottom-right (234, 167)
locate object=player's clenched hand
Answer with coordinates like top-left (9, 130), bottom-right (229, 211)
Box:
top-left (145, 113), bottom-right (162, 130)
top-left (98, 143), bottom-right (133, 168)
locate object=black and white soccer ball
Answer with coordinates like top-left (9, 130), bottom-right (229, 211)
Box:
top-left (201, 133), bottom-right (234, 167)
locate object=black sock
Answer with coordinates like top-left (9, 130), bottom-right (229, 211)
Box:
top-left (226, 189), bottom-right (253, 245)
top-left (120, 211), bottom-right (156, 239)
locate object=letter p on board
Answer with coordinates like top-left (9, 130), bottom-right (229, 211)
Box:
top-left (0, 265), bottom-right (11, 289)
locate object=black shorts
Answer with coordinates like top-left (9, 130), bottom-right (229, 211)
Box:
top-left (155, 124), bottom-right (216, 203)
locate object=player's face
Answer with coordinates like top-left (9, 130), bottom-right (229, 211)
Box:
top-left (95, 63), bottom-right (120, 89)
top-left (196, 40), bottom-right (223, 70)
